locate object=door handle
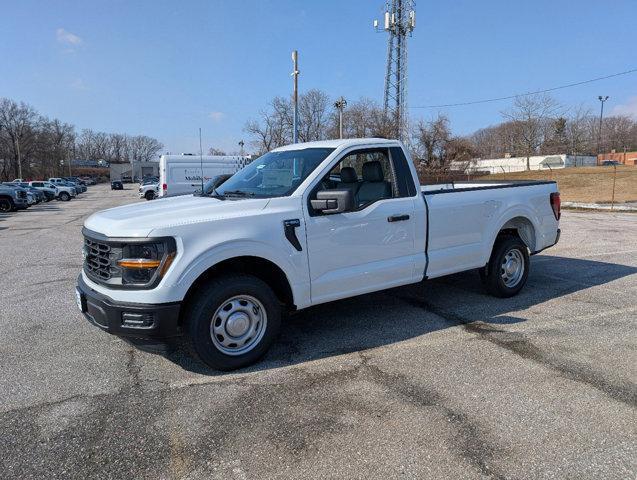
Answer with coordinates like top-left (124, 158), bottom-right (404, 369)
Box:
top-left (388, 214), bottom-right (410, 222)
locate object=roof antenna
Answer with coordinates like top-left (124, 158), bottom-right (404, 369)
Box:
top-left (199, 127), bottom-right (204, 193)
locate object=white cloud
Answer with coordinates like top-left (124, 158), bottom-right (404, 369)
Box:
top-left (56, 28), bottom-right (83, 52)
top-left (208, 111), bottom-right (225, 122)
top-left (612, 96), bottom-right (637, 119)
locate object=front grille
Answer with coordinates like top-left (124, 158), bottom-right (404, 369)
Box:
top-left (84, 237), bottom-right (121, 282)
top-left (16, 190), bottom-right (27, 199)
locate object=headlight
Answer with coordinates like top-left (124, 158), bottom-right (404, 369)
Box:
top-left (117, 241), bottom-right (176, 286)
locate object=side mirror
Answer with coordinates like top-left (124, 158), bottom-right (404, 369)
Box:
top-left (310, 189), bottom-right (354, 214)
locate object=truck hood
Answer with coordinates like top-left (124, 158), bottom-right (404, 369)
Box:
top-left (84, 195), bottom-right (270, 237)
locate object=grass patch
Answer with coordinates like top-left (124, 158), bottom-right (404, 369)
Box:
top-left (488, 166), bottom-right (637, 203)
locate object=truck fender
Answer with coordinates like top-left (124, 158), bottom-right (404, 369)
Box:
top-left (172, 239), bottom-right (309, 308)
top-left (481, 206), bottom-right (541, 264)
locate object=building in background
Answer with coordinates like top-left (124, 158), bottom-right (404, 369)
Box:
top-left (597, 150), bottom-right (637, 166)
top-left (452, 154), bottom-right (598, 174)
top-left (110, 161), bottom-right (159, 181)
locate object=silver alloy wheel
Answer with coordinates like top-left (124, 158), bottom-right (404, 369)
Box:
top-left (500, 248), bottom-right (525, 288)
top-left (210, 295), bottom-right (267, 356)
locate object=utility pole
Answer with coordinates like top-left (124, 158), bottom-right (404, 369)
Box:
top-left (16, 141), bottom-right (22, 179)
top-left (334, 97), bottom-right (347, 139)
top-left (375, 0), bottom-right (415, 141)
top-left (597, 95), bottom-right (609, 155)
top-left (291, 50), bottom-right (299, 143)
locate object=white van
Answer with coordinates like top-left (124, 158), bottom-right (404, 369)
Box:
top-left (158, 155), bottom-right (250, 197)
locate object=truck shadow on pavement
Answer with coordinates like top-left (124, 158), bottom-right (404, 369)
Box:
top-left (167, 254), bottom-right (637, 375)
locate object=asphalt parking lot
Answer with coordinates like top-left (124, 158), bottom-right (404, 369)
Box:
top-left (0, 184), bottom-right (635, 479)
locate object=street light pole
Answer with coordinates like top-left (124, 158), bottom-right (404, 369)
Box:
top-left (291, 51), bottom-right (299, 143)
top-left (597, 95), bottom-right (609, 156)
top-left (334, 96), bottom-right (347, 139)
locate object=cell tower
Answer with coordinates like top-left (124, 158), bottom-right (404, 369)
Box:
top-left (375, 0), bottom-right (416, 141)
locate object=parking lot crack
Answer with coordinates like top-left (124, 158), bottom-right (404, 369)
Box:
top-left (357, 352), bottom-right (507, 480)
top-left (399, 295), bottom-right (637, 408)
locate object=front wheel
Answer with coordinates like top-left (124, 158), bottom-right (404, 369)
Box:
top-left (145, 190), bottom-right (155, 200)
top-left (183, 274), bottom-right (281, 370)
top-left (0, 198), bottom-right (14, 212)
top-left (482, 235), bottom-right (529, 298)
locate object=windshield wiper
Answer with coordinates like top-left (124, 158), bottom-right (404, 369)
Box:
top-left (222, 190), bottom-right (255, 198)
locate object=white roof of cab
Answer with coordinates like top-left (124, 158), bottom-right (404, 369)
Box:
top-left (272, 138), bottom-right (400, 152)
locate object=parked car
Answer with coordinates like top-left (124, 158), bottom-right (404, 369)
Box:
top-left (4, 183), bottom-right (38, 205)
top-left (138, 182), bottom-right (159, 200)
top-left (111, 180), bottom-right (124, 190)
top-left (10, 182), bottom-right (48, 202)
top-left (46, 180), bottom-right (76, 200)
top-left (77, 138), bottom-right (562, 371)
top-left (81, 177), bottom-right (97, 186)
top-left (62, 178), bottom-right (87, 193)
top-left (29, 181), bottom-right (58, 201)
top-left (49, 178), bottom-right (80, 193)
top-left (0, 183), bottom-right (29, 212)
top-left (140, 176), bottom-right (159, 185)
top-left (601, 160), bottom-right (621, 166)
top-left (65, 176), bottom-right (86, 186)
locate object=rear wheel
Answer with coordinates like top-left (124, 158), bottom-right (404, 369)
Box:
top-left (183, 274), bottom-right (282, 370)
top-left (59, 191), bottom-right (70, 201)
top-left (0, 197), bottom-right (14, 212)
top-left (482, 235), bottom-right (529, 298)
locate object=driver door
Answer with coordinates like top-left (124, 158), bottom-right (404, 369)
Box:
top-left (304, 147), bottom-right (417, 305)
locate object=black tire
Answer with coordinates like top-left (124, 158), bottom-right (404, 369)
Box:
top-left (0, 197), bottom-right (14, 213)
top-left (59, 191), bottom-right (70, 201)
top-left (183, 274), bottom-right (281, 371)
top-left (145, 190), bottom-right (155, 200)
top-left (483, 235), bottom-right (529, 298)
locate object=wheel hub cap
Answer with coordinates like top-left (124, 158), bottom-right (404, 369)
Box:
top-left (210, 295), bottom-right (267, 356)
top-left (226, 312), bottom-right (250, 337)
top-left (501, 248), bottom-right (524, 288)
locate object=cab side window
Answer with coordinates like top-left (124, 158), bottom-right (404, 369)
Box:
top-left (323, 149), bottom-right (397, 209)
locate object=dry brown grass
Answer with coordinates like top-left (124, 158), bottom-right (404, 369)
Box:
top-left (488, 166), bottom-right (637, 203)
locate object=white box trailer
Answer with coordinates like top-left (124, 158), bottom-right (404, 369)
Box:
top-left (159, 154), bottom-right (250, 197)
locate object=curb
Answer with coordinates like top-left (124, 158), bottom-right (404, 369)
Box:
top-left (562, 202), bottom-right (637, 212)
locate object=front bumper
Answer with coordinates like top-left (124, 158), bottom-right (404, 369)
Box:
top-left (14, 199), bottom-right (28, 210)
top-left (76, 275), bottom-right (181, 339)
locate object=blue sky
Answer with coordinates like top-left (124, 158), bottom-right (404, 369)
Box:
top-left (1, 0), bottom-right (636, 154)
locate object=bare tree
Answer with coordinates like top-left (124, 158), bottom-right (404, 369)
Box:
top-left (412, 114), bottom-right (451, 166)
top-left (208, 147), bottom-right (226, 156)
top-left (0, 98), bottom-right (38, 178)
top-left (298, 89), bottom-right (330, 142)
top-left (244, 96), bottom-right (293, 154)
top-left (604, 115), bottom-right (635, 152)
top-left (560, 106), bottom-right (595, 160)
top-left (502, 94), bottom-right (560, 170)
top-left (129, 135), bottom-right (163, 163)
top-left (109, 134), bottom-right (129, 163)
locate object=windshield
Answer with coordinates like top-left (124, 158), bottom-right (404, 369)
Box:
top-left (211, 148), bottom-right (334, 198)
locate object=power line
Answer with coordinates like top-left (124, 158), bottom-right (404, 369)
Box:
top-left (410, 68), bottom-right (637, 109)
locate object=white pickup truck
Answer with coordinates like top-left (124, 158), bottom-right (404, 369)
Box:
top-left (76, 138), bottom-right (561, 370)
